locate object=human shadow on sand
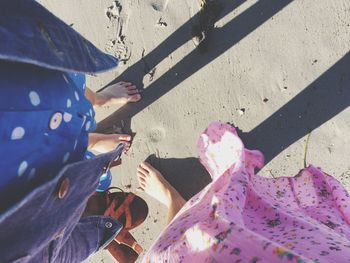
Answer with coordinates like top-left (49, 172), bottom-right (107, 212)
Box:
top-left (141, 52), bottom-right (350, 198)
top-left (145, 154), bottom-right (211, 200)
top-left (97, 0), bottom-right (294, 134)
top-left (239, 52), bottom-right (350, 165)
top-left (97, 0), bottom-right (350, 197)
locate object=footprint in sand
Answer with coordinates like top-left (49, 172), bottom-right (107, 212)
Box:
top-left (105, 39), bottom-right (131, 65)
top-left (104, 1), bottom-right (131, 64)
top-left (148, 0), bottom-right (169, 12)
top-left (106, 1), bottom-right (122, 20)
top-left (148, 127), bottom-right (166, 143)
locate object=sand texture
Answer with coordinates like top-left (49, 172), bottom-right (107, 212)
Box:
top-left (38, 0), bottom-right (350, 262)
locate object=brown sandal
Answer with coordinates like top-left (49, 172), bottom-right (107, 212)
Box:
top-left (106, 242), bottom-right (139, 263)
top-left (84, 187), bottom-right (148, 262)
top-left (104, 189), bottom-right (148, 230)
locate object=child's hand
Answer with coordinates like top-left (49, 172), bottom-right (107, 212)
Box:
top-left (88, 133), bottom-right (131, 154)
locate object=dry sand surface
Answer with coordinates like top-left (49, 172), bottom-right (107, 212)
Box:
top-left (39, 0), bottom-right (350, 262)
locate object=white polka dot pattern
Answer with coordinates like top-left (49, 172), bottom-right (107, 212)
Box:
top-left (63, 112), bottom-right (72, 123)
top-left (85, 121), bottom-right (91, 131)
top-left (49, 112), bottom-right (63, 130)
top-left (11, 127), bottom-right (25, 140)
top-left (63, 152), bottom-right (70, 163)
top-left (18, 161), bottom-right (28, 176)
top-left (74, 91), bottom-right (80, 101)
top-left (29, 91), bottom-right (40, 106)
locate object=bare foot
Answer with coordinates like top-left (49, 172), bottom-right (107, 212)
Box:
top-left (137, 162), bottom-right (184, 208)
top-left (95, 81), bottom-right (141, 107)
top-left (88, 133), bottom-right (131, 153)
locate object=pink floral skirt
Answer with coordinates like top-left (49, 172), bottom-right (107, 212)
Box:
top-left (143, 122), bottom-right (350, 263)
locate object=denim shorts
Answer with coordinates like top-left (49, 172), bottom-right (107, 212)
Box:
top-left (0, 146), bottom-right (123, 263)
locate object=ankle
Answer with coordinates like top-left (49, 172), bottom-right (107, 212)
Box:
top-left (167, 188), bottom-right (185, 208)
top-left (163, 188), bottom-right (173, 208)
top-left (93, 92), bottom-right (109, 107)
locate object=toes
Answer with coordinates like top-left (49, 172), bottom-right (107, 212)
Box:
top-left (122, 82), bottom-right (135, 89)
top-left (122, 142), bottom-right (130, 152)
top-left (127, 85), bottom-right (137, 91)
top-left (115, 134), bottom-right (132, 141)
top-left (137, 171), bottom-right (146, 179)
top-left (137, 166), bottom-right (149, 176)
top-left (137, 178), bottom-right (146, 189)
top-left (118, 81), bottom-right (132, 86)
top-left (127, 89), bottom-right (139, 95)
top-left (128, 94), bottom-right (141, 102)
top-left (140, 161), bottom-right (154, 172)
top-left (137, 174), bottom-right (146, 183)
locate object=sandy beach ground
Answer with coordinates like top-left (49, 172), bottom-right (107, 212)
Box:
top-left (39, 0), bottom-right (350, 262)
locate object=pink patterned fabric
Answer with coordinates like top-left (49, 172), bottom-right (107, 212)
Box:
top-left (143, 122), bottom-right (350, 263)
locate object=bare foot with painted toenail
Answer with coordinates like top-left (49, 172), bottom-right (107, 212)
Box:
top-left (88, 133), bottom-right (132, 154)
top-left (95, 81), bottom-right (141, 107)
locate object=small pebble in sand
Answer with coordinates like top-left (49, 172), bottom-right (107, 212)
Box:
top-left (238, 108), bottom-right (245, 115)
top-left (327, 146), bottom-right (333, 153)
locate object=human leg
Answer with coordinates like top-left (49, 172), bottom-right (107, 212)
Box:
top-left (137, 162), bottom-right (186, 223)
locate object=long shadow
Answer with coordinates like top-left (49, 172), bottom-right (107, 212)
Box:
top-left (146, 155), bottom-right (211, 200)
top-left (240, 51), bottom-right (350, 164)
top-left (139, 56), bottom-right (350, 250)
top-left (142, 53), bottom-right (350, 200)
top-left (97, 0), bottom-right (349, 197)
top-left (99, 0), bottom-right (246, 90)
top-left (97, 0), bottom-right (294, 133)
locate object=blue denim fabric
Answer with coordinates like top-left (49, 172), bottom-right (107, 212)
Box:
top-left (0, 145), bottom-right (124, 263)
top-left (0, 0), bottom-right (118, 74)
top-left (0, 61), bottom-right (96, 212)
top-left (0, 1), bottom-right (123, 262)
